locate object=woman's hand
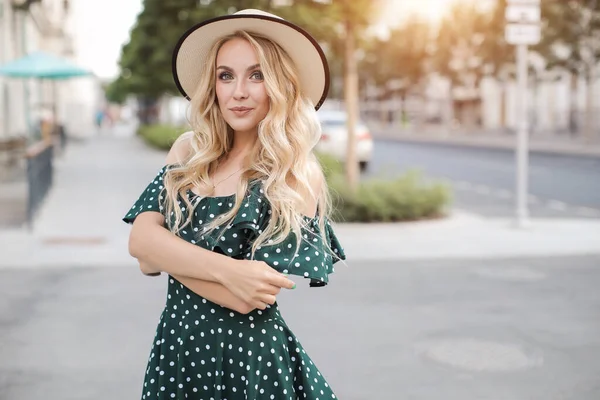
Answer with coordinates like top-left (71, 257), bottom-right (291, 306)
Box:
top-left (218, 259), bottom-right (296, 310)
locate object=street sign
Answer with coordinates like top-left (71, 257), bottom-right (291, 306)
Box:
top-left (506, 4), bottom-right (541, 23)
top-left (505, 23), bottom-right (541, 45)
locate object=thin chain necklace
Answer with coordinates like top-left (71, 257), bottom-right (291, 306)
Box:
top-left (211, 166), bottom-right (244, 189)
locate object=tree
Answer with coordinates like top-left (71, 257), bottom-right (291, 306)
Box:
top-left (535, 0), bottom-right (600, 140)
top-left (432, 2), bottom-right (493, 130)
top-left (112, 0), bottom-right (278, 123)
top-left (104, 75), bottom-right (130, 105)
top-left (282, 0), bottom-right (383, 190)
top-left (112, 0), bottom-right (385, 178)
top-left (361, 17), bottom-right (432, 126)
top-left (479, 0), bottom-right (515, 129)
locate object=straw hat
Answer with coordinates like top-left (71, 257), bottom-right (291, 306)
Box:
top-left (172, 9), bottom-right (330, 110)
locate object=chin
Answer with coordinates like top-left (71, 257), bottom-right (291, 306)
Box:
top-left (227, 123), bottom-right (256, 133)
top-left (226, 119), bottom-right (262, 134)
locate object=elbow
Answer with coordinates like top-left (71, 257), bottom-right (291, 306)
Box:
top-left (127, 223), bottom-right (145, 260)
top-left (128, 231), bottom-right (140, 259)
top-left (126, 212), bottom-right (165, 260)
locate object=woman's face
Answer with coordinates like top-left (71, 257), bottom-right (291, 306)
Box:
top-left (215, 38), bottom-right (270, 135)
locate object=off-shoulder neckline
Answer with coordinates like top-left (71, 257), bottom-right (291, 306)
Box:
top-left (161, 164), bottom-right (320, 221)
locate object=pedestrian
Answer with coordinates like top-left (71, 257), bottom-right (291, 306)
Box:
top-left (123, 8), bottom-right (346, 400)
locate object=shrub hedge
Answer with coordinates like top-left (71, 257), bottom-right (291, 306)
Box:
top-left (315, 153), bottom-right (451, 222)
top-left (137, 124), bottom-right (185, 150)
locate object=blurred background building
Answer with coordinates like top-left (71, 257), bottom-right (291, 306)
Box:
top-left (0, 0), bottom-right (99, 142)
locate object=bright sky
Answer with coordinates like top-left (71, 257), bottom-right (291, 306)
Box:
top-left (70, 0), bottom-right (143, 80)
top-left (69, 0), bottom-right (494, 80)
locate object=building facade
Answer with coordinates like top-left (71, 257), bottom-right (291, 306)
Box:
top-left (0, 0), bottom-right (98, 141)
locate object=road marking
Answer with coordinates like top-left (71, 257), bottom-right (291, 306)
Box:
top-left (494, 189), bottom-right (512, 199)
top-left (576, 207), bottom-right (600, 217)
top-left (547, 200), bottom-right (568, 211)
top-left (456, 181), bottom-right (472, 190)
top-left (450, 180), bottom-right (597, 217)
top-left (527, 195), bottom-right (540, 205)
top-left (474, 185), bottom-right (491, 195)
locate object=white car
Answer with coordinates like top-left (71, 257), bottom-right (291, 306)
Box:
top-left (315, 110), bottom-right (373, 171)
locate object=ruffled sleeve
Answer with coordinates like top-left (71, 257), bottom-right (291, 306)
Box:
top-left (252, 216), bottom-right (346, 287)
top-left (211, 182), bottom-right (346, 286)
top-left (122, 165), bottom-right (169, 224)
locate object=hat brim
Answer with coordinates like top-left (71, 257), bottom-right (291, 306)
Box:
top-left (172, 14), bottom-right (330, 111)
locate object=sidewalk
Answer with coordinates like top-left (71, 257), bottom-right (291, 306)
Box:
top-left (1, 126), bottom-right (599, 270)
top-left (372, 124), bottom-right (600, 157)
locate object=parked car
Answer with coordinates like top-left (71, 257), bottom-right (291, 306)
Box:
top-left (315, 110), bottom-right (373, 171)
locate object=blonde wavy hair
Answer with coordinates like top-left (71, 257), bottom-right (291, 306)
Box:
top-left (162, 30), bottom-right (336, 261)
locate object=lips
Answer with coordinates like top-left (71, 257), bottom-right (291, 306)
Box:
top-left (229, 107), bottom-right (254, 117)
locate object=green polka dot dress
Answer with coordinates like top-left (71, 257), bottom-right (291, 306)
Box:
top-left (123, 165), bottom-right (346, 400)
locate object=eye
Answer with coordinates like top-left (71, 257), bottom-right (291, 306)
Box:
top-left (250, 70), bottom-right (264, 80)
top-left (218, 72), bottom-right (233, 80)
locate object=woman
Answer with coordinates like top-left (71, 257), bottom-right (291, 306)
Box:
top-left (123, 9), bottom-right (346, 400)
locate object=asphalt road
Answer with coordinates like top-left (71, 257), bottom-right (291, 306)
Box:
top-left (366, 139), bottom-right (600, 219)
top-left (2, 256), bottom-right (600, 400)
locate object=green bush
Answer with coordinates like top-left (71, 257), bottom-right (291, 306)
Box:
top-left (327, 169), bottom-right (452, 223)
top-left (316, 152), bottom-right (452, 222)
top-left (137, 124), bottom-right (186, 150)
top-left (315, 152), bottom-right (344, 180)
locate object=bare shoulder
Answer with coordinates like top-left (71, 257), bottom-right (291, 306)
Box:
top-left (165, 131), bottom-right (194, 165)
top-left (300, 159), bottom-right (325, 218)
top-left (307, 159), bottom-right (325, 194)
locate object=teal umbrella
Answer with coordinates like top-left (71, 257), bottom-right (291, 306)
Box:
top-left (0, 51), bottom-right (93, 142)
top-left (0, 51), bottom-right (92, 79)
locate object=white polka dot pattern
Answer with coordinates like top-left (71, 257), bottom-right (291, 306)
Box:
top-left (123, 165), bottom-right (346, 286)
top-left (123, 165), bottom-right (344, 399)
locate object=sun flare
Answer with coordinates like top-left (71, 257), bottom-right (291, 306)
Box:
top-left (380, 0), bottom-right (488, 26)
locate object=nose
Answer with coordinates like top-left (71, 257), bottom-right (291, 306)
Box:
top-left (233, 79), bottom-right (248, 100)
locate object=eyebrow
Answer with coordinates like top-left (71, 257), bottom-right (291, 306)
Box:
top-left (216, 64), bottom-right (261, 72)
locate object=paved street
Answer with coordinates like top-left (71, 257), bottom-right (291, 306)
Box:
top-left (367, 139), bottom-right (600, 219)
top-left (1, 255), bottom-right (600, 400)
top-left (1, 129), bottom-right (599, 400)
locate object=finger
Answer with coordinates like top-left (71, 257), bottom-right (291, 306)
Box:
top-left (260, 284), bottom-right (281, 296)
top-left (253, 300), bottom-right (268, 310)
top-left (271, 274), bottom-right (295, 290)
top-left (257, 294), bottom-right (277, 305)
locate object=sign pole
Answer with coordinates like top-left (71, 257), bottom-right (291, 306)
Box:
top-left (505, 0), bottom-right (539, 228)
top-left (515, 43), bottom-right (530, 228)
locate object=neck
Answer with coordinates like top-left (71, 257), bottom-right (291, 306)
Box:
top-left (228, 129), bottom-right (258, 162)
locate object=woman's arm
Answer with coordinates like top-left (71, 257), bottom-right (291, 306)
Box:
top-left (129, 212), bottom-right (286, 311)
top-left (138, 259), bottom-right (254, 314)
top-left (127, 133), bottom-right (292, 310)
top-left (172, 274), bottom-right (254, 314)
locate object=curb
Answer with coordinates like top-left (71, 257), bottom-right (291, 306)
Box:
top-left (2, 212), bottom-right (600, 269)
top-left (372, 132), bottom-right (600, 158)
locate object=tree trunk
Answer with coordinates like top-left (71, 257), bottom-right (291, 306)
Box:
top-left (344, 19), bottom-right (359, 190)
top-left (499, 81), bottom-right (507, 131)
top-left (583, 69), bottom-right (596, 143)
top-left (379, 94), bottom-right (387, 127)
top-left (414, 81), bottom-right (425, 133)
top-left (446, 83), bottom-right (455, 133)
top-left (569, 72), bottom-right (578, 136)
